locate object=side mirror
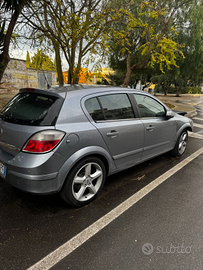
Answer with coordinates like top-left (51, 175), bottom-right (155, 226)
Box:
top-left (172, 110), bottom-right (187, 116)
top-left (165, 110), bottom-right (174, 119)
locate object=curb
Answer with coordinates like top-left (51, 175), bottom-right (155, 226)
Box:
top-left (185, 110), bottom-right (197, 118)
top-left (158, 97), bottom-right (198, 118)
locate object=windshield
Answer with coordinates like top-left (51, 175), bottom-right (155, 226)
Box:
top-left (0, 92), bottom-right (63, 126)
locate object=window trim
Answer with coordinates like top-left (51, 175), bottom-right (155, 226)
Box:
top-left (84, 93), bottom-right (137, 122)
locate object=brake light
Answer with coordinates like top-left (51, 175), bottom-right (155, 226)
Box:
top-left (23, 130), bottom-right (65, 153)
top-left (25, 88), bottom-right (35, 91)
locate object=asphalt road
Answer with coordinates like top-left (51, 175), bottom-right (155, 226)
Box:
top-left (1, 97), bottom-right (203, 270)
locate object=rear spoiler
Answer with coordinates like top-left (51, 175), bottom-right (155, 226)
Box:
top-left (19, 88), bottom-right (65, 99)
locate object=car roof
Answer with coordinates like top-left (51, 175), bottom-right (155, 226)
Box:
top-left (20, 85), bottom-right (147, 100)
top-left (20, 84), bottom-right (143, 94)
top-left (50, 84), bottom-right (109, 95)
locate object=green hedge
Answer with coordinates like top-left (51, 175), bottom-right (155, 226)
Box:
top-left (187, 87), bottom-right (202, 94)
top-left (155, 86), bottom-right (202, 95)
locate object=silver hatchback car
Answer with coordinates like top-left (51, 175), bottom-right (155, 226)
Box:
top-left (0, 86), bottom-right (193, 206)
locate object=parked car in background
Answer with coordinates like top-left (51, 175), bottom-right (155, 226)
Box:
top-left (0, 85), bottom-right (193, 207)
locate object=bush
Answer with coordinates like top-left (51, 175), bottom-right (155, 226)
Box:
top-left (187, 87), bottom-right (202, 94)
top-left (167, 86), bottom-right (176, 94)
top-left (179, 87), bottom-right (188, 94)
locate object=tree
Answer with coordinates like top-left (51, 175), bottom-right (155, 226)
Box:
top-left (0, 0), bottom-right (31, 81)
top-left (107, 0), bottom-right (194, 87)
top-left (22, 0), bottom-right (131, 85)
top-left (28, 48), bottom-right (56, 71)
top-left (149, 0), bottom-right (203, 96)
top-left (0, 20), bottom-right (5, 53)
top-left (173, 1), bottom-right (203, 88)
top-left (22, 0), bottom-right (110, 84)
top-left (151, 74), bottom-right (173, 95)
top-left (26, 50), bottom-right (31, 68)
top-left (19, 1), bottom-right (63, 86)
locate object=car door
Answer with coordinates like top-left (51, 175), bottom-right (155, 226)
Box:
top-left (84, 93), bottom-right (145, 169)
top-left (133, 94), bottom-right (176, 160)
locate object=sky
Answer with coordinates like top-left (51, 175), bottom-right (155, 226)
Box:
top-left (10, 46), bottom-right (69, 71)
top-left (9, 40), bottom-right (104, 72)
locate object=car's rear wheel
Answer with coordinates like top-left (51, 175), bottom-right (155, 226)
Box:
top-left (171, 130), bottom-right (188, 157)
top-left (60, 157), bottom-right (106, 207)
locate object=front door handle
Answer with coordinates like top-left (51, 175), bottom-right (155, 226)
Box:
top-left (106, 130), bottom-right (119, 138)
top-left (146, 125), bottom-right (155, 131)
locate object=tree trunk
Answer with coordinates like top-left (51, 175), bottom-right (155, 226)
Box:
top-left (0, 54), bottom-right (10, 82)
top-left (175, 85), bottom-right (181, 97)
top-left (163, 86), bottom-right (167, 96)
top-left (122, 54), bottom-right (132, 88)
top-left (73, 64), bottom-right (81, 84)
top-left (73, 38), bottom-right (83, 84)
top-left (73, 59), bottom-right (82, 84)
top-left (0, 4), bottom-right (25, 81)
top-left (68, 41), bottom-right (76, 84)
top-left (53, 41), bottom-right (63, 87)
top-left (68, 65), bottom-right (73, 84)
top-left (122, 68), bottom-right (133, 88)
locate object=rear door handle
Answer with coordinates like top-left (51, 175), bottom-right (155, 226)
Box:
top-left (106, 130), bottom-right (119, 138)
top-left (146, 125), bottom-right (155, 131)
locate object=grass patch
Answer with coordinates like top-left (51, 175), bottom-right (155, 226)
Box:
top-left (163, 102), bottom-right (175, 109)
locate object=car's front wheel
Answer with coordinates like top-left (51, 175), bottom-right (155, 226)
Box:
top-left (60, 157), bottom-right (106, 207)
top-left (171, 130), bottom-right (188, 157)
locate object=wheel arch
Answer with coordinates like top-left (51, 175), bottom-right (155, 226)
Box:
top-left (57, 146), bottom-right (116, 191)
top-left (171, 126), bottom-right (189, 156)
top-left (185, 125), bottom-right (192, 132)
top-left (175, 124), bottom-right (192, 142)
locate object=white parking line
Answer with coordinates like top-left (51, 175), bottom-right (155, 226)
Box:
top-left (189, 100), bottom-right (203, 106)
top-left (28, 147), bottom-right (203, 270)
top-left (193, 117), bottom-right (203, 121)
top-left (193, 123), bottom-right (203, 128)
top-left (189, 132), bottom-right (203, 139)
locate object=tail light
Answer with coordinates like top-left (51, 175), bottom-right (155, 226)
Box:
top-left (23, 130), bottom-right (65, 153)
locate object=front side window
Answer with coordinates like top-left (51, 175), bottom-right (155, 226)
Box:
top-left (85, 94), bottom-right (135, 121)
top-left (134, 94), bottom-right (165, 118)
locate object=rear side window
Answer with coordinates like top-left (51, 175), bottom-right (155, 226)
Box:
top-left (85, 97), bottom-right (104, 121)
top-left (0, 92), bottom-right (63, 126)
top-left (99, 94), bottom-right (135, 120)
top-left (85, 94), bottom-right (135, 121)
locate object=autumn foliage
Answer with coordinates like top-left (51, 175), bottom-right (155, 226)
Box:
top-left (59, 68), bottom-right (92, 84)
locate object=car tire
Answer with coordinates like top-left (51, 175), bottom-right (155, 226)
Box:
top-left (60, 156), bottom-right (106, 207)
top-left (171, 130), bottom-right (188, 157)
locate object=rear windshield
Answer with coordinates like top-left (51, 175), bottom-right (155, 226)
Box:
top-left (0, 92), bottom-right (63, 126)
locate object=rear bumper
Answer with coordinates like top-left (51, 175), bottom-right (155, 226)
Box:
top-left (0, 149), bottom-right (66, 194)
top-left (6, 170), bottom-right (60, 194)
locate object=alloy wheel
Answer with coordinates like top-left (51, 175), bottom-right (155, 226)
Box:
top-left (72, 162), bottom-right (103, 202)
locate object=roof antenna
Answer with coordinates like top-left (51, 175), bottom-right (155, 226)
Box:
top-left (42, 69), bottom-right (50, 89)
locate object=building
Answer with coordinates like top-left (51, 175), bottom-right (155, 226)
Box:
top-left (60, 68), bottom-right (92, 84)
